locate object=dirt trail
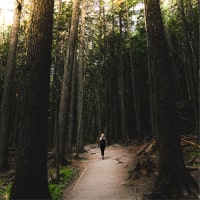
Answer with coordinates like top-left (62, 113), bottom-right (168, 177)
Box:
top-left (62, 144), bottom-right (146, 200)
top-left (62, 139), bottom-right (200, 200)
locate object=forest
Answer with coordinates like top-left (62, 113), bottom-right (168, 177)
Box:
top-left (0, 0), bottom-right (199, 199)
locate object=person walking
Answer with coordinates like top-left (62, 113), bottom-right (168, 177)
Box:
top-left (99, 133), bottom-right (107, 159)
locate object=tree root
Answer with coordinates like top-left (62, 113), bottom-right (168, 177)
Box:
top-left (143, 178), bottom-right (200, 200)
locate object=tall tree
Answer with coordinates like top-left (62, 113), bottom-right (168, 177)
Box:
top-left (119, 9), bottom-right (127, 141)
top-left (10, 0), bottom-right (54, 198)
top-left (58, 0), bottom-right (81, 164)
top-left (96, 0), bottom-right (104, 135)
top-left (76, 0), bottom-right (86, 155)
top-left (67, 56), bottom-right (76, 157)
top-left (125, 0), bottom-right (141, 139)
top-left (144, 0), bottom-right (199, 199)
top-left (0, 0), bottom-right (22, 172)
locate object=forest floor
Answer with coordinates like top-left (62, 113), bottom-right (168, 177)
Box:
top-left (62, 137), bottom-right (200, 200)
top-left (0, 135), bottom-right (199, 199)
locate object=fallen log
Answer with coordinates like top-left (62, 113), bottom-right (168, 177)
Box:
top-left (182, 135), bottom-right (197, 140)
top-left (136, 143), bottom-right (148, 156)
top-left (186, 166), bottom-right (200, 170)
top-left (145, 141), bottom-right (155, 153)
top-left (181, 138), bottom-right (200, 149)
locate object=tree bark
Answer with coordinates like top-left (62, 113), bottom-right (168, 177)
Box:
top-left (119, 12), bottom-right (127, 141)
top-left (76, 0), bottom-right (86, 155)
top-left (0, 0), bottom-right (22, 172)
top-left (144, 0), bottom-right (199, 199)
top-left (10, 0), bottom-right (54, 198)
top-left (67, 57), bottom-right (76, 156)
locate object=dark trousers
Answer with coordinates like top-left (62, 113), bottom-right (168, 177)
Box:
top-left (100, 145), bottom-right (105, 156)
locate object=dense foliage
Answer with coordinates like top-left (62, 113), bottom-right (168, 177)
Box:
top-left (0, 0), bottom-right (198, 146)
top-left (0, 0), bottom-right (198, 198)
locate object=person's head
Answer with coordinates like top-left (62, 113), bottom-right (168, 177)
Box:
top-left (100, 133), bottom-right (105, 138)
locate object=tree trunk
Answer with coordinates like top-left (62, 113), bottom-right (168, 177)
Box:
top-left (10, 0), bottom-right (54, 198)
top-left (54, 105), bottom-right (60, 181)
top-left (0, 1), bottom-right (22, 172)
top-left (110, 7), bottom-right (119, 141)
top-left (144, 0), bottom-right (199, 199)
top-left (76, 0), bottom-right (86, 155)
top-left (125, 1), bottom-right (141, 139)
top-left (68, 57), bottom-right (76, 157)
top-left (53, 0), bottom-right (63, 174)
top-left (95, 0), bottom-right (104, 135)
top-left (119, 12), bottom-right (127, 141)
top-left (58, 0), bottom-right (80, 165)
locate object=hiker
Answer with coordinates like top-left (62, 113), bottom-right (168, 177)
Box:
top-left (99, 133), bottom-right (107, 159)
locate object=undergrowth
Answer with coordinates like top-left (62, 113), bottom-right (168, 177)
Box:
top-left (48, 167), bottom-right (74, 200)
top-left (0, 179), bottom-right (12, 200)
top-left (183, 148), bottom-right (200, 167)
top-left (0, 167), bottom-right (74, 200)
